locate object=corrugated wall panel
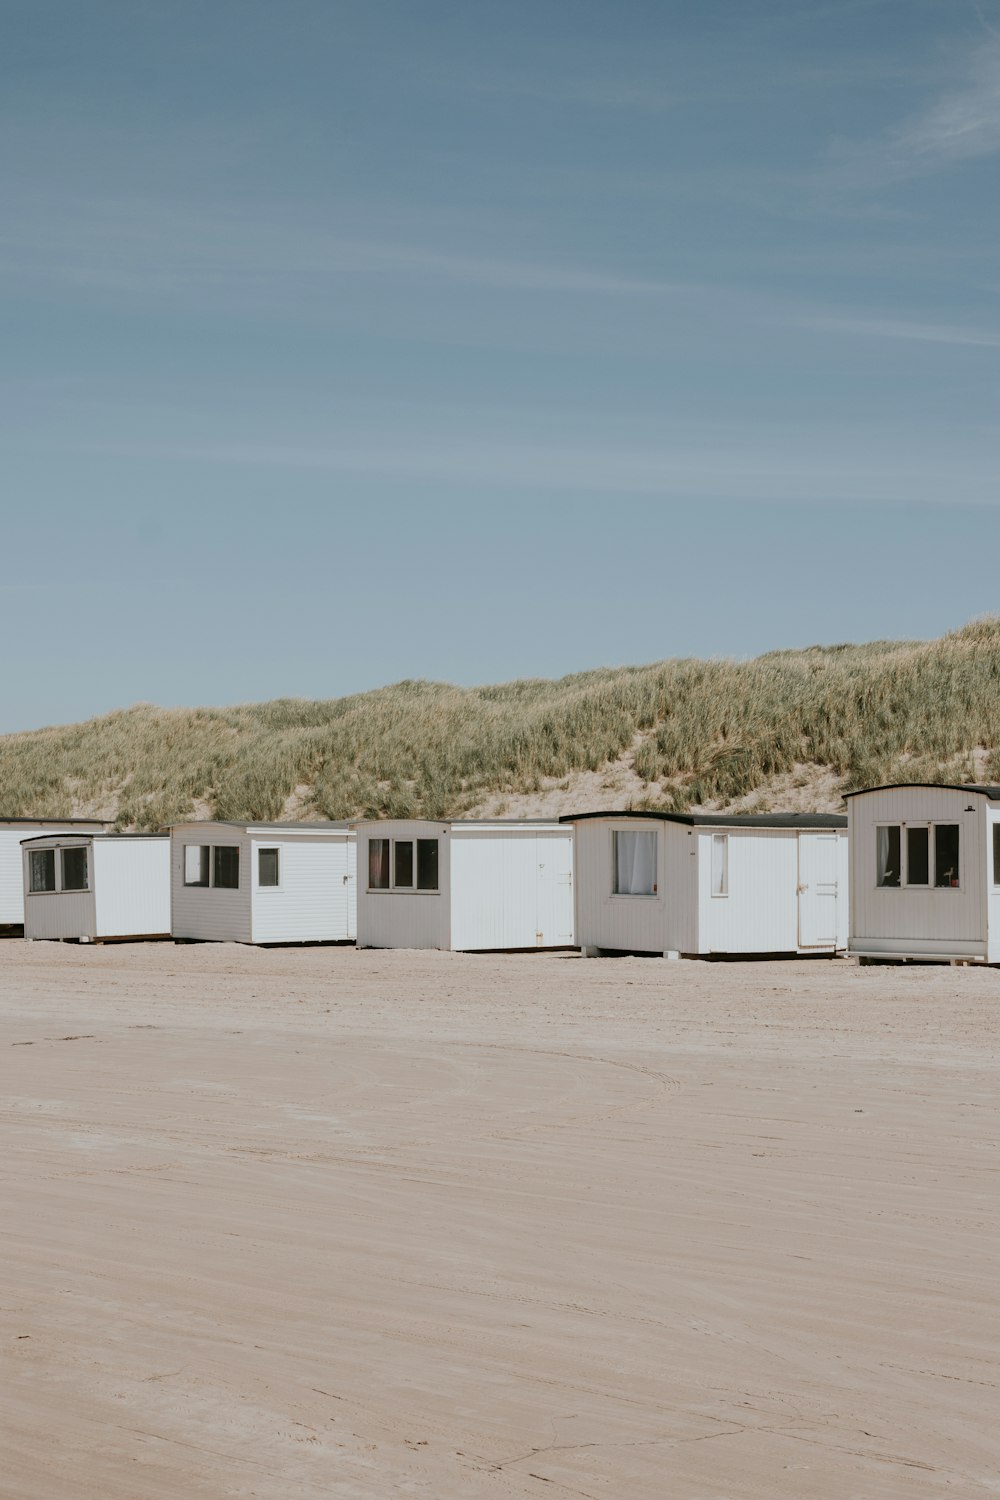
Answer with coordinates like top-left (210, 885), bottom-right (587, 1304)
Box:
top-left (249, 837), bottom-right (353, 943)
top-left (572, 819), bottom-right (668, 954)
top-left (94, 841), bottom-right (170, 937)
top-left (697, 830), bottom-right (800, 954)
top-left (450, 828), bottom-right (574, 951)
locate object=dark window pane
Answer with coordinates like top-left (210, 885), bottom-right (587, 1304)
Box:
top-left (416, 839), bottom-right (439, 891)
top-left (994, 825), bottom-right (1000, 886)
top-left (369, 838), bottom-right (390, 890)
top-left (876, 826), bottom-right (900, 887)
top-left (213, 845), bottom-right (240, 889)
top-left (61, 847), bottom-right (88, 891)
top-left (184, 845), bottom-right (210, 886)
top-left (394, 840), bottom-right (414, 888)
top-left (29, 849), bottom-right (56, 893)
top-left (907, 826), bottom-right (929, 885)
top-left (935, 824), bottom-right (960, 888)
top-left (258, 849), bottom-right (279, 887)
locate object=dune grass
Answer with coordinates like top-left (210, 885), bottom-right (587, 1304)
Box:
top-left (3, 620), bottom-right (1000, 828)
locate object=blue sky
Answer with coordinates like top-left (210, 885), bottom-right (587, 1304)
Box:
top-left (2, 0), bottom-right (999, 732)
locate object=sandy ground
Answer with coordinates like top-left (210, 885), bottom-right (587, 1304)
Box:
top-left (1, 941), bottom-right (998, 1499)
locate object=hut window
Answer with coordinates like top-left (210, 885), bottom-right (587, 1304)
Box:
top-left (258, 849), bottom-right (279, 888)
top-left (29, 849), bottom-right (56, 893)
top-left (994, 825), bottom-right (1000, 886)
top-left (711, 834), bottom-right (729, 897)
top-left (183, 845), bottom-right (210, 886)
top-left (934, 824), bottom-right (960, 888)
top-left (876, 826), bottom-right (900, 887)
top-left (61, 847), bottom-right (88, 891)
top-left (213, 846), bottom-right (240, 889)
top-left (416, 839), bottom-right (439, 891)
top-left (906, 827), bottom-right (929, 886)
top-left (369, 838), bottom-right (390, 890)
top-left (612, 830), bottom-right (657, 895)
top-left (393, 840), bottom-right (414, 888)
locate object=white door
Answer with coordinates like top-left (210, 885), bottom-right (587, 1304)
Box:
top-left (536, 837), bottom-right (575, 947)
top-left (798, 833), bottom-right (839, 948)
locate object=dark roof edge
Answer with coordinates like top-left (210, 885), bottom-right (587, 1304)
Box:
top-left (19, 832), bottom-right (169, 843)
top-left (560, 810), bottom-right (847, 829)
top-left (842, 783), bottom-right (1000, 801)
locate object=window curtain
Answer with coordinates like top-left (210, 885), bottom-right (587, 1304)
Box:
top-left (369, 838), bottom-right (390, 889)
top-left (614, 831), bottom-right (656, 895)
top-left (877, 826), bottom-right (900, 887)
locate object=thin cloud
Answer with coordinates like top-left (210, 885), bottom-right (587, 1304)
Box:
top-left (795, 311), bottom-right (1000, 347)
top-left (833, 39), bottom-right (1000, 183)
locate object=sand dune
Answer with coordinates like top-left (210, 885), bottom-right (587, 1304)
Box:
top-left (1, 940), bottom-right (997, 1497)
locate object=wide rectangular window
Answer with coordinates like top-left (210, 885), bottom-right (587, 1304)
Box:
top-left (183, 845), bottom-right (210, 887)
top-left (369, 838), bottom-right (390, 890)
top-left (906, 826), bottom-right (929, 886)
top-left (416, 839), bottom-right (439, 891)
top-left (29, 848), bottom-right (56, 893)
top-left (876, 826), bottom-right (900, 887)
top-left (258, 848), bottom-right (279, 888)
top-left (213, 846), bottom-right (240, 889)
top-left (393, 840), bottom-right (414, 888)
top-left (61, 847), bottom-right (88, 891)
top-left (934, 824), bottom-right (960, 888)
top-left (612, 830), bottom-right (657, 896)
top-left (711, 834), bottom-right (729, 897)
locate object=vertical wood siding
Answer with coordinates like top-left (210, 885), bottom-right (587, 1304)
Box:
top-left (572, 819), bottom-right (669, 954)
top-left (22, 837), bottom-right (97, 940)
top-left (848, 787), bottom-right (986, 957)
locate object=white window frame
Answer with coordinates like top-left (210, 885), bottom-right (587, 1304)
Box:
top-left (710, 833), bottom-right (729, 898)
top-left (27, 847), bottom-right (58, 895)
top-left (876, 821), bottom-right (961, 891)
top-left (610, 828), bottom-right (659, 899)
top-left (60, 846), bottom-right (90, 893)
top-left (368, 836), bottom-right (440, 894)
top-left (257, 847), bottom-right (281, 890)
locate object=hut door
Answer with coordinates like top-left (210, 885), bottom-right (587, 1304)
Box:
top-left (797, 834), bottom-right (839, 948)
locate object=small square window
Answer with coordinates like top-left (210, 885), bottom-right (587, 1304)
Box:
top-left (29, 848), bottom-right (56, 893)
top-left (213, 846), bottom-right (240, 889)
top-left (61, 847), bottom-right (88, 891)
top-left (258, 848), bottom-right (279, 887)
top-left (183, 845), bottom-right (210, 886)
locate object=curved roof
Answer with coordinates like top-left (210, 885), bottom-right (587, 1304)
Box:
top-left (842, 783), bottom-right (1000, 801)
top-left (560, 810), bottom-right (846, 829)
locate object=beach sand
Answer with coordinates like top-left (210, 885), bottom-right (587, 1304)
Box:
top-left (1, 939), bottom-right (997, 1498)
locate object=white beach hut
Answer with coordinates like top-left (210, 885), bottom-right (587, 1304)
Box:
top-left (170, 821), bottom-right (357, 944)
top-left (0, 817), bottom-right (110, 930)
top-left (846, 782), bottom-right (1000, 963)
top-left (354, 819), bottom-right (575, 951)
top-left (563, 810), bottom-right (848, 958)
top-left (21, 833), bottom-right (170, 942)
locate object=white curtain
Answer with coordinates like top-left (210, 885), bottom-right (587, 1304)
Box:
top-left (614, 831), bottom-right (657, 895)
top-left (877, 826), bottom-right (899, 887)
